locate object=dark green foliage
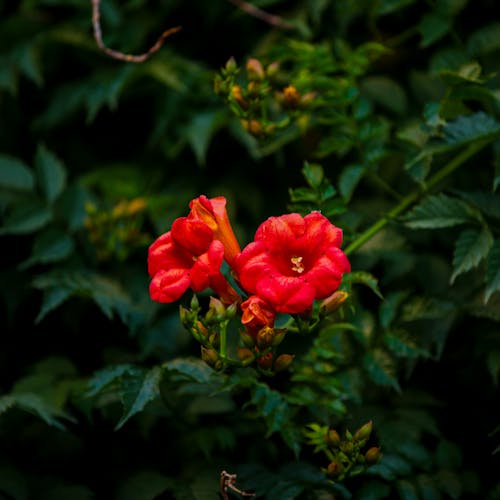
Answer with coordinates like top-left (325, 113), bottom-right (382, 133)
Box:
top-left (1, 0), bottom-right (500, 498)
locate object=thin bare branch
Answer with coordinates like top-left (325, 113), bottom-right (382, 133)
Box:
top-left (91, 0), bottom-right (181, 63)
top-left (227, 0), bottom-right (294, 30)
top-left (220, 470), bottom-right (255, 499)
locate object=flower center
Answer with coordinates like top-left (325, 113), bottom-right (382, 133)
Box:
top-left (290, 255), bottom-right (305, 274)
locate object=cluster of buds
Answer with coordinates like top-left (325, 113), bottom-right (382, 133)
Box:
top-left (84, 198), bottom-right (149, 261)
top-left (305, 421), bottom-right (382, 482)
top-left (214, 56), bottom-right (315, 139)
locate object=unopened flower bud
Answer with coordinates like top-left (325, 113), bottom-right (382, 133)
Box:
top-left (340, 441), bottom-right (354, 454)
top-left (241, 119), bottom-right (263, 137)
top-left (232, 85), bottom-right (249, 110)
top-left (246, 58), bottom-right (265, 80)
top-left (257, 326), bottom-right (275, 348)
top-left (326, 461), bottom-right (343, 478)
top-left (237, 347), bottom-right (254, 362)
top-left (225, 56), bottom-right (237, 73)
top-left (300, 92), bottom-right (316, 107)
top-left (365, 447), bottom-right (382, 465)
top-left (271, 328), bottom-right (286, 346)
top-left (209, 296), bottom-right (226, 321)
top-left (208, 332), bottom-right (219, 348)
top-left (266, 61), bottom-right (280, 78)
top-left (319, 291), bottom-right (349, 316)
top-left (240, 331), bottom-right (255, 348)
top-left (247, 80), bottom-right (261, 97)
top-left (353, 421), bottom-right (373, 442)
top-left (190, 294), bottom-right (199, 311)
top-left (283, 85), bottom-right (301, 108)
top-left (257, 352), bottom-right (273, 370)
top-left (273, 354), bottom-right (294, 372)
top-left (226, 302), bottom-right (238, 319)
top-left (201, 347), bottom-right (219, 366)
top-left (325, 429), bottom-right (341, 447)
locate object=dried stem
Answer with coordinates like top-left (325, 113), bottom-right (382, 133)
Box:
top-left (227, 0), bottom-right (294, 30)
top-left (220, 470), bottom-right (255, 499)
top-left (91, 0), bottom-right (181, 63)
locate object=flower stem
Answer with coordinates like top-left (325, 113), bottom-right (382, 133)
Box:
top-left (219, 320), bottom-right (228, 359)
top-left (344, 140), bottom-right (489, 256)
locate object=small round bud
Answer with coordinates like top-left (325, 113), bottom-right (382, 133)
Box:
top-left (240, 331), bottom-right (255, 348)
top-left (365, 447), bottom-right (382, 465)
top-left (225, 56), bottom-right (237, 73)
top-left (266, 61), bottom-right (280, 78)
top-left (241, 119), bottom-right (264, 137)
top-left (231, 85), bottom-right (249, 110)
top-left (237, 347), bottom-right (254, 362)
top-left (257, 326), bottom-right (275, 348)
top-left (319, 291), bottom-right (349, 316)
top-left (325, 429), bottom-right (341, 447)
top-left (326, 461), bottom-right (343, 478)
top-left (246, 58), bottom-right (265, 80)
top-left (257, 352), bottom-right (273, 370)
top-left (283, 85), bottom-right (301, 108)
top-left (273, 354), bottom-right (294, 372)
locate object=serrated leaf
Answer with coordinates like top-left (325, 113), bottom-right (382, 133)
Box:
top-left (349, 271), bottom-right (384, 299)
top-left (443, 111), bottom-right (500, 145)
top-left (450, 228), bottom-right (493, 283)
top-left (384, 331), bottom-right (428, 359)
top-left (34, 286), bottom-right (73, 324)
top-left (379, 291), bottom-right (409, 329)
top-left (362, 349), bottom-right (401, 391)
top-left (86, 364), bottom-right (134, 397)
top-left (116, 365), bottom-right (163, 429)
top-left (35, 143), bottom-right (67, 204)
top-left (0, 154), bottom-right (35, 191)
top-left (402, 193), bottom-right (473, 228)
top-left (485, 240), bottom-right (500, 302)
top-left (163, 357), bottom-right (214, 384)
top-left (0, 201), bottom-right (52, 235)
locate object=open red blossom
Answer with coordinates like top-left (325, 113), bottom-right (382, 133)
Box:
top-left (148, 216), bottom-right (240, 304)
top-left (188, 195), bottom-right (241, 268)
top-left (235, 212), bottom-right (350, 314)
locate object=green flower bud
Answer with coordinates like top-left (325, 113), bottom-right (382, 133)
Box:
top-left (365, 447), bottom-right (382, 465)
top-left (209, 296), bottom-right (226, 321)
top-left (353, 421), bottom-right (373, 442)
top-left (240, 331), bottom-right (255, 348)
top-left (325, 429), bottom-right (341, 447)
top-left (326, 461), bottom-right (343, 478)
top-left (273, 354), bottom-right (294, 372)
top-left (270, 328), bottom-right (286, 346)
top-left (246, 58), bottom-right (265, 80)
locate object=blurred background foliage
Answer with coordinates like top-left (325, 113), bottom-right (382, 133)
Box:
top-left (1, 0), bottom-right (500, 498)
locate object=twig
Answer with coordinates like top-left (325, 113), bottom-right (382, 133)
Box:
top-left (227, 0), bottom-right (294, 30)
top-left (91, 0), bottom-right (181, 63)
top-left (220, 470), bottom-right (255, 499)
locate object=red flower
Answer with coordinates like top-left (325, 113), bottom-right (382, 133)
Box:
top-left (148, 216), bottom-right (239, 304)
top-left (188, 195), bottom-right (241, 268)
top-left (240, 295), bottom-right (276, 331)
top-left (236, 212), bottom-right (350, 314)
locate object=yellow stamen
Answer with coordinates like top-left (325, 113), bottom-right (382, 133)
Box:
top-left (291, 256), bottom-right (305, 273)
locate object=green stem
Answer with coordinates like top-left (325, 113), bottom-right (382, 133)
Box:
top-left (344, 141), bottom-right (489, 256)
top-left (219, 320), bottom-right (228, 359)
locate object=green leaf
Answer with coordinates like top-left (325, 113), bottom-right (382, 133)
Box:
top-left (339, 164), bottom-right (365, 201)
top-left (0, 154), bottom-right (35, 191)
top-left (163, 357), bottom-right (214, 384)
top-left (362, 349), bottom-right (401, 391)
top-left (443, 112), bottom-right (500, 145)
top-left (402, 193), bottom-right (473, 228)
top-left (396, 479), bottom-right (419, 500)
top-left (379, 291), bottom-right (409, 329)
top-left (35, 143), bottom-right (67, 204)
top-left (349, 271), bottom-right (384, 299)
top-left (87, 364), bottom-right (134, 397)
top-left (454, 190), bottom-right (500, 219)
top-left (436, 0), bottom-right (468, 16)
top-left (184, 110), bottom-right (226, 166)
top-left (450, 228), bottom-right (493, 283)
top-left (35, 286), bottom-right (74, 324)
top-left (384, 330), bottom-right (429, 359)
top-left (0, 393), bottom-right (69, 429)
top-left (0, 200), bottom-right (52, 235)
top-left (467, 22), bottom-right (500, 55)
top-left (19, 229), bottom-right (74, 270)
top-left (116, 365), bottom-right (163, 429)
top-left (485, 240), bottom-right (500, 303)
top-left (302, 162), bottom-right (324, 189)
top-left (356, 479), bottom-right (391, 499)
top-left (435, 470), bottom-right (462, 499)
top-left (361, 76), bottom-right (408, 115)
top-left (374, 0), bottom-right (417, 16)
top-left (418, 12), bottom-right (452, 48)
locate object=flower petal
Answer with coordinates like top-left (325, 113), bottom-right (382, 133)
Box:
top-left (149, 268), bottom-right (191, 303)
